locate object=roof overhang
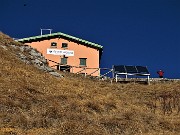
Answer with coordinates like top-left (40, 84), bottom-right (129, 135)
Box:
top-left (16, 32), bottom-right (103, 50)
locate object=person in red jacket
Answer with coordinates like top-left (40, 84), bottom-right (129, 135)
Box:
top-left (157, 70), bottom-right (164, 78)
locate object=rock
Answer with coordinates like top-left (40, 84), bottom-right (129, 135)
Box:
top-left (10, 45), bottom-right (17, 49)
top-left (41, 57), bottom-right (47, 64)
top-left (0, 45), bottom-right (7, 50)
top-left (49, 72), bottom-right (63, 77)
top-left (44, 66), bottom-right (54, 72)
top-left (29, 49), bottom-right (42, 57)
top-left (23, 45), bottom-right (31, 50)
top-left (31, 59), bottom-right (42, 65)
top-left (19, 46), bottom-right (25, 52)
top-left (18, 53), bottom-right (27, 60)
top-left (7, 43), bottom-right (63, 78)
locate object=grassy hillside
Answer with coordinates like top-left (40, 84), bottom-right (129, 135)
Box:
top-left (0, 32), bottom-right (180, 135)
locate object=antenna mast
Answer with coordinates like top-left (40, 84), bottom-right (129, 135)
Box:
top-left (40, 28), bottom-right (53, 35)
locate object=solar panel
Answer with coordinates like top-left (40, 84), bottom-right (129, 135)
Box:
top-left (113, 65), bottom-right (150, 75)
top-left (114, 65), bottom-right (126, 73)
top-left (136, 66), bottom-right (149, 74)
top-left (113, 65), bottom-right (150, 83)
top-left (125, 66), bottom-right (137, 73)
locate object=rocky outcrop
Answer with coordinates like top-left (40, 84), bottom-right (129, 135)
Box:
top-left (0, 43), bottom-right (63, 78)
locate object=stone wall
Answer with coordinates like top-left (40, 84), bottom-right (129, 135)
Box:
top-left (0, 43), bottom-right (63, 78)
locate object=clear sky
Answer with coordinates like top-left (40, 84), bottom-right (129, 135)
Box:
top-left (1, 0), bottom-right (180, 78)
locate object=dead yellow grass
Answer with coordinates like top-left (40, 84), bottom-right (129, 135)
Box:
top-left (0, 32), bottom-right (180, 134)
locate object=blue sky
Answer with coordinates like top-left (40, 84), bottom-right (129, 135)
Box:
top-left (1, 0), bottom-right (180, 78)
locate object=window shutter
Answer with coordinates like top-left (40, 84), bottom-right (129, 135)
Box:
top-left (80, 58), bottom-right (87, 66)
top-left (61, 57), bottom-right (67, 65)
top-left (62, 43), bottom-right (68, 48)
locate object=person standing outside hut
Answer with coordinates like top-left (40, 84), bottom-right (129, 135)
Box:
top-left (157, 69), bottom-right (164, 78)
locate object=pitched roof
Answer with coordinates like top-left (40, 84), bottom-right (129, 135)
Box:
top-left (16, 32), bottom-right (103, 50)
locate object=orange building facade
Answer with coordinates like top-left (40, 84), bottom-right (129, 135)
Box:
top-left (17, 32), bottom-right (103, 76)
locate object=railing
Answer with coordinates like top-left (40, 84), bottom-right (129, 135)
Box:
top-left (46, 59), bottom-right (113, 78)
top-left (46, 59), bottom-right (152, 84)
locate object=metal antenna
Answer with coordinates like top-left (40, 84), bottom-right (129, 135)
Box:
top-left (40, 28), bottom-right (53, 35)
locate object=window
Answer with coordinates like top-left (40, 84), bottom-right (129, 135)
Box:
top-left (79, 58), bottom-right (87, 66)
top-left (51, 42), bottom-right (57, 48)
top-left (61, 57), bottom-right (67, 65)
top-left (62, 43), bottom-right (68, 48)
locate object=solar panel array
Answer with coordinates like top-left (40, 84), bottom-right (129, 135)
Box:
top-left (114, 65), bottom-right (150, 74)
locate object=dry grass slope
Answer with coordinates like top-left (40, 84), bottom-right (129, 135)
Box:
top-left (0, 32), bottom-right (180, 135)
